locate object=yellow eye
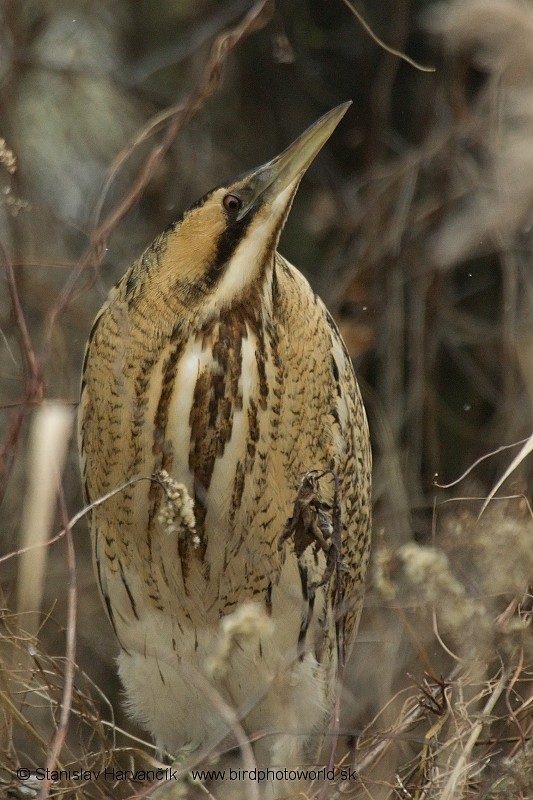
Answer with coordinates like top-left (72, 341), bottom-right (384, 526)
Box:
top-left (223, 194), bottom-right (242, 213)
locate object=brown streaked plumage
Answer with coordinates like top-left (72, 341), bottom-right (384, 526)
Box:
top-left (79, 103), bottom-right (371, 795)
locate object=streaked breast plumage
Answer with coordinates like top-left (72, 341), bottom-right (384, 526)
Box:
top-left (78, 103), bottom-right (372, 792)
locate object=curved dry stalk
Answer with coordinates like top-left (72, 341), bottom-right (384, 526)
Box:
top-left (38, 486), bottom-right (77, 800)
top-left (44, 0), bottom-right (275, 350)
top-left (438, 668), bottom-right (511, 800)
top-left (339, 0), bottom-right (435, 73)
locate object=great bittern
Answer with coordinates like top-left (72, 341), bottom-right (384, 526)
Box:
top-left (79, 103), bottom-right (371, 795)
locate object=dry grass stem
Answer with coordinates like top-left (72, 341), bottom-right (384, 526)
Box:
top-left (16, 404), bottom-right (74, 632)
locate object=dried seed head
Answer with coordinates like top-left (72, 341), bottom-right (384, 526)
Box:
top-left (205, 603), bottom-right (275, 679)
top-left (156, 470), bottom-right (198, 546)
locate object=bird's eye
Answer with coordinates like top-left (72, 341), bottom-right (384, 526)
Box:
top-left (223, 194), bottom-right (242, 213)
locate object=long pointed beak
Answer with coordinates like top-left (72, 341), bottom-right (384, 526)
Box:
top-left (236, 101), bottom-right (352, 220)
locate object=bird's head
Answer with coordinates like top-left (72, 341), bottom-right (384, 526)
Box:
top-left (128, 102), bottom-right (351, 316)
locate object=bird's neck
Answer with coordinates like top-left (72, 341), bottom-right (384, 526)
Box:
top-left (116, 251), bottom-right (278, 341)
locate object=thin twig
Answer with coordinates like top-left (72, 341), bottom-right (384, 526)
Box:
top-left (0, 474), bottom-right (161, 566)
top-left (0, 238), bottom-right (44, 499)
top-left (438, 668), bottom-right (511, 800)
top-left (505, 650), bottom-right (526, 755)
top-left (93, 0), bottom-right (274, 236)
top-left (339, 0), bottom-right (435, 73)
top-left (480, 433), bottom-right (533, 516)
top-left (433, 437), bottom-right (529, 489)
top-left (39, 487), bottom-right (77, 800)
top-left (44, 0), bottom-right (274, 351)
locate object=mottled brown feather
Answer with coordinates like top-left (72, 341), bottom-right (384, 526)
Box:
top-left (79, 118), bottom-right (371, 789)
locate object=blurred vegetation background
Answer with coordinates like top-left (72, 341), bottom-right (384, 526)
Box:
top-left (2, 0), bottom-right (533, 798)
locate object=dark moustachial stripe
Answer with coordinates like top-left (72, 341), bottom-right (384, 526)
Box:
top-left (203, 211), bottom-right (257, 289)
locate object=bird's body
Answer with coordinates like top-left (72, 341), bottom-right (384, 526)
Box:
top-left (79, 104), bottom-right (371, 790)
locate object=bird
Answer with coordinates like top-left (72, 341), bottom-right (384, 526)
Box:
top-left (79, 102), bottom-right (371, 795)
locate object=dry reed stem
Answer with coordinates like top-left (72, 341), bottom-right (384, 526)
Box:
top-left (16, 404), bottom-right (74, 632)
top-left (339, 0), bottom-right (435, 73)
